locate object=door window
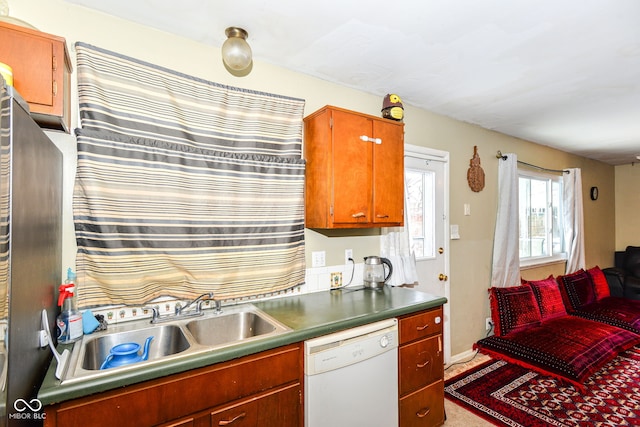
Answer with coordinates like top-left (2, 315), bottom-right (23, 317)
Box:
top-left (405, 169), bottom-right (436, 260)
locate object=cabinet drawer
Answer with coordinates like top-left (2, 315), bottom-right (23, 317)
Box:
top-left (399, 308), bottom-right (443, 344)
top-left (399, 335), bottom-right (444, 396)
top-left (210, 384), bottom-right (300, 427)
top-left (399, 380), bottom-right (445, 427)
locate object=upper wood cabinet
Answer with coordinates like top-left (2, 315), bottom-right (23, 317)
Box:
top-left (304, 106), bottom-right (404, 229)
top-left (0, 21), bottom-right (72, 132)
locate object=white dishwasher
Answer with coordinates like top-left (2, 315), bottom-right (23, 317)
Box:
top-left (304, 318), bottom-right (399, 427)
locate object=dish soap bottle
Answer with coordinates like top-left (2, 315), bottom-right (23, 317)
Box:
top-left (57, 268), bottom-right (83, 343)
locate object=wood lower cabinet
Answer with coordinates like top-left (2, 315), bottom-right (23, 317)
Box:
top-left (398, 307), bottom-right (445, 427)
top-left (44, 343), bottom-right (302, 427)
top-left (304, 105), bottom-right (404, 229)
top-left (208, 383), bottom-right (300, 427)
top-left (0, 21), bottom-right (72, 132)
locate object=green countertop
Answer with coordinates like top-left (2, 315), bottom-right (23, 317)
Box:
top-left (38, 286), bottom-right (446, 405)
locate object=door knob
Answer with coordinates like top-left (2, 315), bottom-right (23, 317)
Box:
top-left (438, 247), bottom-right (444, 254)
top-left (438, 274), bottom-right (448, 281)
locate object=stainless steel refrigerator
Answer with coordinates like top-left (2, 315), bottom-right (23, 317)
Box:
top-left (0, 77), bottom-right (63, 426)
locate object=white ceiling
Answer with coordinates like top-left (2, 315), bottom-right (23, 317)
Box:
top-left (64, 0), bottom-right (640, 165)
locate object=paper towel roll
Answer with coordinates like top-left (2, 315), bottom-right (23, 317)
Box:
top-left (0, 62), bottom-right (12, 86)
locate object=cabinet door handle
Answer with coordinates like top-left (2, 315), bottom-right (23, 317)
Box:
top-left (359, 135), bottom-right (382, 144)
top-left (416, 323), bottom-right (430, 331)
top-left (416, 407), bottom-right (431, 418)
top-left (352, 212), bottom-right (366, 218)
top-left (376, 214), bottom-right (389, 219)
top-left (417, 360), bottom-right (431, 368)
top-left (218, 412), bottom-right (246, 425)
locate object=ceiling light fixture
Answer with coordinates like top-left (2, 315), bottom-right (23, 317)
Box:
top-left (221, 27), bottom-right (252, 72)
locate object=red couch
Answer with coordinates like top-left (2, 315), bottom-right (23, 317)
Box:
top-left (475, 268), bottom-right (640, 389)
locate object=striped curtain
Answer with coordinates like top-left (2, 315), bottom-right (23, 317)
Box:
top-left (74, 43), bottom-right (306, 307)
top-left (0, 93), bottom-right (8, 319)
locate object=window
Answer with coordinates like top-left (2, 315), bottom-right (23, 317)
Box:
top-left (405, 169), bottom-right (435, 259)
top-left (518, 170), bottom-right (566, 266)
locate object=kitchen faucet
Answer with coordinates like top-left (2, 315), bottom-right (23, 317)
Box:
top-left (175, 292), bottom-right (215, 316)
top-left (147, 292), bottom-right (221, 324)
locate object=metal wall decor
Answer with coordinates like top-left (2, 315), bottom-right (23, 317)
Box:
top-left (467, 145), bottom-right (485, 192)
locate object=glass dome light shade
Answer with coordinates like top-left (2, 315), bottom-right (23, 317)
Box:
top-left (222, 27), bottom-right (252, 71)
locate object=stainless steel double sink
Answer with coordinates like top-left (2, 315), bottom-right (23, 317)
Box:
top-left (61, 303), bottom-right (291, 384)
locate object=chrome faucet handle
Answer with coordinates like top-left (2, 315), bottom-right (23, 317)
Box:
top-left (197, 297), bottom-right (222, 314)
top-left (194, 293), bottom-right (222, 314)
top-left (213, 299), bottom-right (222, 314)
top-left (195, 299), bottom-right (206, 313)
top-left (144, 306), bottom-right (160, 323)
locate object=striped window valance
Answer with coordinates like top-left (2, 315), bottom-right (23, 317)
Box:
top-left (74, 43), bottom-right (306, 308)
top-left (75, 42), bottom-right (303, 158)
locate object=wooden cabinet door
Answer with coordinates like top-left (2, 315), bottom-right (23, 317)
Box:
top-left (0, 22), bottom-right (71, 131)
top-left (255, 384), bottom-right (300, 427)
top-left (0, 26), bottom-right (54, 109)
top-left (372, 119), bottom-right (404, 224)
top-left (331, 109), bottom-right (373, 225)
top-left (158, 417), bottom-right (196, 427)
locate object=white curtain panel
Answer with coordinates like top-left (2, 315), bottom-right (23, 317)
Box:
top-left (491, 153), bottom-right (520, 288)
top-left (563, 168), bottom-right (585, 273)
top-left (380, 194), bottom-right (418, 286)
top-left (380, 228), bottom-right (418, 286)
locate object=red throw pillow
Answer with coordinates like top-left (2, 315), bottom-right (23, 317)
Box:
top-left (557, 269), bottom-right (596, 311)
top-left (489, 285), bottom-right (542, 336)
top-left (528, 276), bottom-right (567, 320)
top-left (586, 266), bottom-right (611, 300)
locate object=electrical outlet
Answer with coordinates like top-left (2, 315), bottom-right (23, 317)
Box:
top-left (330, 272), bottom-right (343, 288)
top-left (485, 317), bottom-right (493, 330)
top-left (345, 249), bottom-right (353, 264)
top-left (311, 251), bottom-right (326, 267)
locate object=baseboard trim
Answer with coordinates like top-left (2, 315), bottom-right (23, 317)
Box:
top-left (448, 349), bottom-right (478, 366)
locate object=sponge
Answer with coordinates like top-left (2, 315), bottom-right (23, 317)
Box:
top-left (82, 310), bottom-right (100, 334)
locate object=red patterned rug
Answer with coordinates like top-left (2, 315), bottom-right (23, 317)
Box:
top-left (445, 346), bottom-right (640, 426)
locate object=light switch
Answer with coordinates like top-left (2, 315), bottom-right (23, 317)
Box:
top-left (450, 225), bottom-right (460, 240)
top-left (311, 251), bottom-right (326, 267)
top-left (464, 203), bottom-right (471, 216)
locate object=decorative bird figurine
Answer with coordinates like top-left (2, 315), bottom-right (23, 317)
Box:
top-left (381, 93), bottom-right (404, 121)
